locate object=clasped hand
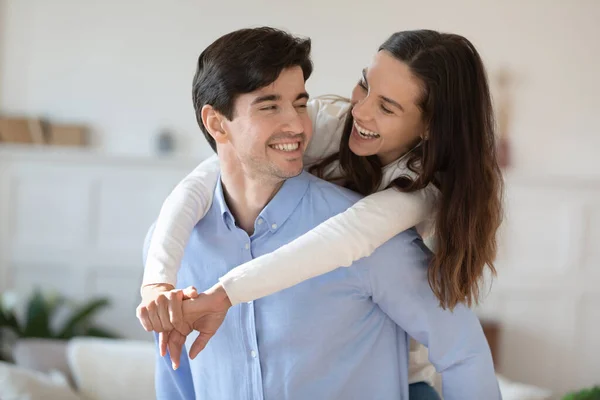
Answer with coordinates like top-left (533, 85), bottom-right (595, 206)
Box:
top-left (136, 283), bottom-right (231, 369)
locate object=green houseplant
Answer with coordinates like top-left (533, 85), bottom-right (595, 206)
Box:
top-left (563, 386), bottom-right (600, 400)
top-left (0, 289), bottom-right (118, 361)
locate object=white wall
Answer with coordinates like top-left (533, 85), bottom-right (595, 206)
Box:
top-left (1, 0), bottom-right (599, 176)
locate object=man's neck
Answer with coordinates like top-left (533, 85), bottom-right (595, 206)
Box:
top-left (220, 157), bottom-right (283, 235)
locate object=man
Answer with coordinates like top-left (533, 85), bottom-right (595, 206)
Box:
top-left (143, 27), bottom-right (500, 399)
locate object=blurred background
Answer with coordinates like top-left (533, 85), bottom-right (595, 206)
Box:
top-left (0, 1), bottom-right (598, 399)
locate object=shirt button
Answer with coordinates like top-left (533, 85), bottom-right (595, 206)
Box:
top-left (250, 350), bottom-right (257, 358)
top-left (257, 219), bottom-right (263, 225)
top-left (271, 223), bottom-right (277, 230)
top-left (244, 243), bottom-right (250, 250)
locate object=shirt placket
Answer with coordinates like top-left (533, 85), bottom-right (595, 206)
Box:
top-left (238, 227), bottom-right (264, 400)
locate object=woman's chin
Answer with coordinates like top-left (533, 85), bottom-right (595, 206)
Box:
top-left (349, 138), bottom-right (377, 158)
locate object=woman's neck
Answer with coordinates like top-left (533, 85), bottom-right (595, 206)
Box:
top-left (378, 140), bottom-right (422, 167)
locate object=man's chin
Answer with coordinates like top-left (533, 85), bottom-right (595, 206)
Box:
top-left (273, 162), bottom-right (304, 179)
top-left (269, 157), bottom-right (303, 175)
top-left (279, 167), bottom-right (304, 179)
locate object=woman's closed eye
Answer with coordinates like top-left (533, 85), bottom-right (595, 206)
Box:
top-left (380, 103), bottom-right (393, 115)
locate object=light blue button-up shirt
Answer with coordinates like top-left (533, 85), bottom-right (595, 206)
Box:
top-left (146, 171), bottom-right (500, 400)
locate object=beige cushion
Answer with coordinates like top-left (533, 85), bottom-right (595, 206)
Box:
top-left (0, 361), bottom-right (81, 400)
top-left (67, 337), bottom-right (155, 400)
top-left (12, 338), bottom-right (73, 386)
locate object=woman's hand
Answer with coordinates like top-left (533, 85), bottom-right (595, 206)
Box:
top-left (136, 284), bottom-right (198, 334)
top-left (165, 283), bottom-right (232, 369)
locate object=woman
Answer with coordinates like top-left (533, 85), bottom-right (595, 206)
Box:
top-left (138, 29), bottom-right (503, 399)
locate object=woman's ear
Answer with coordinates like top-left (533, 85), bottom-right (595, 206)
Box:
top-left (201, 105), bottom-right (228, 144)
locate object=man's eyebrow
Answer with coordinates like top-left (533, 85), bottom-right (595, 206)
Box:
top-left (252, 94), bottom-right (281, 105)
top-left (252, 92), bottom-right (309, 105)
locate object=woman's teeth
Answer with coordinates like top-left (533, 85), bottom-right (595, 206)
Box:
top-left (271, 143), bottom-right (300, 152)
top-left (354, 122), bottom-right (380, 139)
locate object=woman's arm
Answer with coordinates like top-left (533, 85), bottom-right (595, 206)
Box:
top-left (164, 185), bottom-right (438, 367)
top-left (220, 186), bottom-right (438, 305)
top-left (142, 155), bottom-right (221, 287)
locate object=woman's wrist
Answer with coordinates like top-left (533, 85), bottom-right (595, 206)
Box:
top-left (182, 282), bottom-right (232, 323)
top-left (140, 283), bottom-right (174, 302)
top-left (206, 282), bottom-right (232, 309)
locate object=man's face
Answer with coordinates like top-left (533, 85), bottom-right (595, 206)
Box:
top-left (220, 66), bottom-right (312, 182)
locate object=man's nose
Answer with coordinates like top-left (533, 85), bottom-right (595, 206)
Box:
top-left (282, 107), bottom-right (305, 134)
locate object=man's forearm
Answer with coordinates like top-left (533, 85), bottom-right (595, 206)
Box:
top-left (440, 344), bottom-right (501, 399)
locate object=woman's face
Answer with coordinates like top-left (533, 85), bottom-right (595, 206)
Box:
top-left (349, 50), bottom-right (427, 165)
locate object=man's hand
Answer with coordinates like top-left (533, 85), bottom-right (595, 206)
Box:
top-left (165, 283), bottom-right (232, 369)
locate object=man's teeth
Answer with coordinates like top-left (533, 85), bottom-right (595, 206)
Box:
top-left (354, 122), bottom-right (380, 139)
top-left (272, 143), bottom-right (300, 152)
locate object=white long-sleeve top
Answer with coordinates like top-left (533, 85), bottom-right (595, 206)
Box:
top-left (142, 97), bottom-right (440, 385)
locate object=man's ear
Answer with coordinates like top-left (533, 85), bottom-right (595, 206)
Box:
top-left (201, 105), bottom-right (228, 144)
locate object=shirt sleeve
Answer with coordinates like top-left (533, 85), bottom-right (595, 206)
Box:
top-left (219, 186), bottom-right (437, 305)
top-left (303, 97), bottom-right (350, 166)
top-left (367, 230), bottom-right (501, 400)
top-left (142, 154), bottom-right (220, 287)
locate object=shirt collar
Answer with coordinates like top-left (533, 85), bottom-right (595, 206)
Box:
top-left (214, 171), bottom-right (311, 232)
top-left (213, 174), bottom-right (235, 229)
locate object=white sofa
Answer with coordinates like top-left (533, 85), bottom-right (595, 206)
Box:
top-left (1, 338), bottom-right (155, 400)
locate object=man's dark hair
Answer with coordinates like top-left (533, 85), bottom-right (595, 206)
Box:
top-left (192, 27), bottom-right (313, 152)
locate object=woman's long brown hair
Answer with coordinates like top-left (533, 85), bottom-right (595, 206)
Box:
top-left (311, 30), bottom-right (503, 310)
